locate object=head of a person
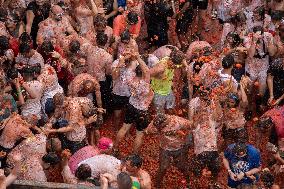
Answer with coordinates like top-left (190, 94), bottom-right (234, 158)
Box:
top-left (6, 67), bottom-right (18, 81)
top-left (20, 66), bottom-right (34, 81)
top-left (271, 11), bottom-right (283, 26)
top-left (120, 30), bottom-right (131, 44)
top-left (36, 0), bottom-right (46, 6)
top-left (96, 32), bottom-right (108, 47)
top-left (256, 116), bottom-right (274, 132)
top-left (69, 40), bottom-right (80, 54)
top-left (19, 42), bottom-right (33, 58)
top-left (75, 164), bottom-right (92, 181)
top-left (51, 5), bottom-right (64, 22)
top-left (0, 8), bottom-right (8, 22)
top-left (169, 50), bottom-right (185, 69)
top-left (153, 114), bottom-right (168, 131)
top-left (117, 172), bottom-right (132, 189)
top-left (32, 63), bottom-right (42, 78)
top-left (197, 86), bottom-right (211, 101)
top-left (42, 152), bottom-right (61, 165)
top-left (19, 32), bottom-right (32, 45)
top-left (233, 142), bottom-right (248, 158)
top-left (226, 32), bottom-right (241, 48)
top-left (40, 40), bottom-right (55, 56)
top-left (125, 154), bottom-right (143, 173)
top-left (5, 13), bottom-right (20, 31)
top-left (226, 93), bottom-right (240, 108)
top-left (260, 169), bottom-right (275, 188)
top-left (222, 54), bottom-right (234, 69)
top-left (94, 15), bottom-right (107, 32)
top-left (46, 137), bottom-right (62, 153)
top-left (97, 137), bottom-right (113, 154)
top-left (53, 93), bottom-right (65, 107)
top-left (0, 36), bottom-right (10, 56)
top-left (235, 11), bottom-right (247, 23)
top-left (253, 6), bottom-right (265, 21)
top-left (135, 65), bottom-right (143, 78)
top-left (54, 118), bottom-right (68, 129)
top-left (81, 80), bottom-right (95, 95)
top-left (127, 11), bottom-right (139, 26)
top-left (253, 25), bottom-right (264, 37)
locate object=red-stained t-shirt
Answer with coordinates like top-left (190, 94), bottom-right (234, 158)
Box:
top-left (113, 15), bottom-right (141, 37)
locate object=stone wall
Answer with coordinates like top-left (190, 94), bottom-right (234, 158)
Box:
top-left (8, 180), bottom-right (101, 189)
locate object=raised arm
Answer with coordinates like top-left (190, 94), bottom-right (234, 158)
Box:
top-left (137, 55), bottom-right (150, 82)
top-left (25, 10), bottom-right (35, 35)
top-left (105, 0), bottom-right (118, 20)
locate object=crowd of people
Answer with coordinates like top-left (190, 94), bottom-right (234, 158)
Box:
top-left (0, 0), bottom-right (283, 188)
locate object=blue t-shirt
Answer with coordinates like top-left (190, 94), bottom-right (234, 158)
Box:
top-left (224, 144), bottom-right (261, 187)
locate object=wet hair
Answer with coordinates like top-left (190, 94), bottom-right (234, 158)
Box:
top-left (19, 42), bottom-right (31, 54)
top-left (33, 64), bottom-right (42, 75)
top-left (42, 152), bottom-right (61, 165)
top-left (41, 40), bottom-right (54, 54)
top-left (120, 30), bottom-right (130, 42)
top-left (6, 67), bottom-right (19, 80)
top-left (127, 11), bottom-right (139, 25)
top-left (232, 142), bottom-right (247, 156)
top-left (227, 93), bottom-right (240, 107)
top-left (170, 50), bottom-right (185, 65)
top-left (20, 66), bottom-right (34, 77)
top-left (271, 10), bottom-right (284, 21)
top-left (54, 118), bottom-right (68, 129)
top-left (261, 170), bottom-right (275, 187)
top-left (222, 54), bottom-right (234, 69)
top-left (126, 154), bottom-right (143, 168)
top-left (94, 15), bottom-right (107, 27)
top-left (153, 114), bottom-right (167, 128)
top-left (253, 26), bottom-right (264, 34)
top-left (255, 117), bottom-right (274, 130)
top-left (117, 172), bottom-right (132, 189)
top-left (227, 32), bottom-right (241, 48)
top-left (69, 40), bottom-right (80, 53)
top-left (96, 32), bottom-right (108, 47)
top-left (0, 8), bottom-right (8, 22)
top-left (75, 164), bottom-right (92, 180)
top-left (19, 32), bottom-right (32, 44)
top-left (0, 36), bottom-right (10, 56)
top-left (254, 6), bottom-right (265, 20)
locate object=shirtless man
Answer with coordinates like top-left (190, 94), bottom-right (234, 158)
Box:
top-left (47, 92), bottom-right (101, 150)
top-left (93, 15), bottom-right (113, 49)
top-left (123, 154), bottom-right (151, 189)
top-left (0, 113), bottom-right (33, 167)
top-left (145, 114), bottom-right (191, 188)
top-left (7, 133), bottom-right (48, 182)
top-left (37, 5), bottom-right (76, 46)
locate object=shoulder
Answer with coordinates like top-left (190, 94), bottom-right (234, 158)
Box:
top-left (246, 144), bottom-right (260, 156)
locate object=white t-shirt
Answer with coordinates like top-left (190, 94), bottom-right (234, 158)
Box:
top-left (112, 59), bottom-right (136, 97)
top-left (189, 97), bottom-right (219, 155)
top-left (78, 154), bottom-right (121, 178)
top-left (21, 80), bottom-right (44, 118)
top-left (218, 68), bottom-right (238, 90)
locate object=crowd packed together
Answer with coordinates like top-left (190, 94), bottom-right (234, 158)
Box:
top-left (0, 0), bottom-right (283, 188)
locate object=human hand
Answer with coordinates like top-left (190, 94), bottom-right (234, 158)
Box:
top-left (272, 98), bottom-right (282, 106)
top-left (268, 96), bottom-right (274, 105)
top-left (228, 170), bottom-right (238, 181)
top-left (98, 7), bottom-right (106, 14)
top-left (97, 108), bottom-right (106, 114)
top-left (236, 172), bottom-right (245, 181)
top-left (51, 51), bottom-right (61, 59)
top-left (88, 114), bottom-right (97, 123)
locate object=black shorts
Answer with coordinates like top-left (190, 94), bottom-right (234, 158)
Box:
top-left (192, 151), bottom-right (220, 177)
top-left (112, 94), bottom-right (129, 110)
top-left (124, 104), bottom-right (150, 131)
top-left (192, 0), bottom-right (208, 10)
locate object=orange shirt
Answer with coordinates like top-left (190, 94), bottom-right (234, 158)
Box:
top-left (113, 15), bottom-right (141, 37)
